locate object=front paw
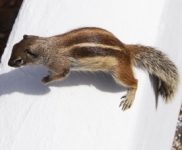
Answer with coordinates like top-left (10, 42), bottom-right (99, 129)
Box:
top-left (42, 76), bottom-right (51, 84)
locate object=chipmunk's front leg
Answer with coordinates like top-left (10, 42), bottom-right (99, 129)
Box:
top-left (42, 69), bottom-right (70, 84)
top-left (42, 60), bottom-right (70, 84)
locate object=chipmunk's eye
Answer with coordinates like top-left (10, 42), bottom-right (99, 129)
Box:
top-left (14, 57), bottom-right (23, 66)
top-left (25, 49), bottom-right (37, 58)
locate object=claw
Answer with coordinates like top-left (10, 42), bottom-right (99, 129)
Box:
top-left (119, 100), bottom-right (125, 107)
top-left (123, 104), bottom-right (127, 111)
top-left (119, 98), bottom-right (132, 111)
top-left (121, 95), bottom-right (126, 99)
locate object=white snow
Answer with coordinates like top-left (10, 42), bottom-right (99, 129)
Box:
top-left (0, 0), bottom-right (182, 150)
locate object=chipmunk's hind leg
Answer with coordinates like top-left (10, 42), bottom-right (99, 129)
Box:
top-left (119, 88), bottom-right (137, 110)
top-left (112, 62), bottom-right (138, 110)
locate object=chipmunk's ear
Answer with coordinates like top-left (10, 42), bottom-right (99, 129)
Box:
top-left (23, 35), bottom-right (28, 39)
top-left (23, 35), bottom-right (39, 39)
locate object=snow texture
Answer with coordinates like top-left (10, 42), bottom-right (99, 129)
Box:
top-left (0, 0), bottom-right (182, 150)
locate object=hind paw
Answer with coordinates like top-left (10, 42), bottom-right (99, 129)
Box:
top-left (119, 88), bottom-right (137, 111)
top-left (119, 98), bottom-right (133, 111)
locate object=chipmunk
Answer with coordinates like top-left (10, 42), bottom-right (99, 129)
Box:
top-left (8, 27), bottom-right (179, 110)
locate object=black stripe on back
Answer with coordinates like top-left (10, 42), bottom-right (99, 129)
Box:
top-left (70, 46), bottom-right (121, 58)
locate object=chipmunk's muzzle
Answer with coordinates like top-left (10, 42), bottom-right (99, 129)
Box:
top-left (8, 57), bottom-right (23, 67)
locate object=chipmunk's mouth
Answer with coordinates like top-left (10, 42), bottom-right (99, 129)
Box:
top-left (8, 57), bottom-right (23, 67)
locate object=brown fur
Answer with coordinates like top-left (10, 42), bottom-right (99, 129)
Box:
top-left (8, 27), bottom-right (179, 110)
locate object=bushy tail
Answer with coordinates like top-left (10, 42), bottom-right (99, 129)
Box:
top-left (127, 45), bottom-right (179, 102)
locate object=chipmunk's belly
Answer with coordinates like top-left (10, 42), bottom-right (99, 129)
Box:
top-left (71, 56), bottom-right (118, 71)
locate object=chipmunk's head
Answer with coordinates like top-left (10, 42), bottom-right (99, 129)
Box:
top-left (8, 35), bottom-right (45, 68)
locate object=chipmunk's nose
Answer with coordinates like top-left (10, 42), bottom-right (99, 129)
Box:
top-left (8, 57), bottom-right (23, 67)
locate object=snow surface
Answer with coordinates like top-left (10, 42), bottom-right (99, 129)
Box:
top-left (0, 0), bottom-right (182, 150)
